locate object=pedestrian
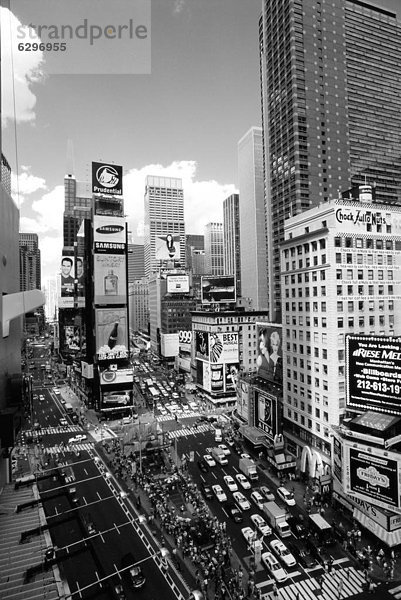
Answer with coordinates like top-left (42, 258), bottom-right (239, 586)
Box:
top-left (272, 582), bottom-right (278, 597)
top-left (338, 577), bottom-right (344, 598)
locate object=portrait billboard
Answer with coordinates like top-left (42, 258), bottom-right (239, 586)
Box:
top-left (236, 380), bottom-right (249, 421)
top-left (93, 215), bottom-right (126, 244)
top-left (94, 253), bottom-right (127, 305)
top-left (75, 256), bottom-right (85, 297)
top-left (155, 233), bottom-right (181, 260)
top-left (95, 308), bottom-right (128, 361)
top-left (92, 161), bottom-right (123, 196)
top-left (209, 332), bottom-right (238, 364)
top-left (256, 324), bottom-right (283, 384)
top-left (225, 363), bottom-right (239, 392)
top-left (60, 256), bottom-right (75, 297)
top-left (195, 331), bottom-right (209, 361)
top-left (344, 441), bottom-right (401, 512)
top-left (167, 274), bottom-right (189, 294)
top-left (346, 335), bottom-right (401, 415)
top-left (210, 364), bottom-right (224, 393)
top-left (255, 390), bottom-right (278, 441)
top-left (201, 275), bottom-right (236, 304)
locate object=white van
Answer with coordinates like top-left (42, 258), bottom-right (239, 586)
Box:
top-left (214, 428), bottom-right (222, 443)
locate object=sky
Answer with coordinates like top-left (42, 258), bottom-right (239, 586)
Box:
top-left (2, 0), bottom-right (401, 284)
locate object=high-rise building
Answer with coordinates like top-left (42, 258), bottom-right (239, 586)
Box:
top-left (128, 278), bottom-right (149, 333)
top-left (260, 0), bottom-right (401, 320)
top-left (190, 249), bottom-right (206, 275)
top-left (185, 234), bottom-right (204, 271)
top-left (19, 233), bottom-right (41, 291)
top-left (204, 222), bottom-right (224, 275)
top-left (63, 174), bottom-right (91, 248)
top-left (144, 176), bottom-right (185, 277)
top-left (223, 194), bottom-right (241, 298)
top-left (281, 190), bottom-right (401, 468)
top-left (127, 244), bottom-right (145, 283)
top-left (238, 127), bottom-right (268, 311)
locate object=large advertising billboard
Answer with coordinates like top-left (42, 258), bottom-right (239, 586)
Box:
top-left (236, 380), bottom-right (250, 421)
top-left (99, 367), bottom-right (133, 386)
top-left (210, 364), bottom-right (224, 392)
top-left (344, 441), bottom-right (401, 513)
top-left (92, 162), bottom-right (123, 196)
top-left (346, 336), bottom-right (401, 415)
top-left (178, 330), bottom-right (192, 353)
top-left (94, 253), bottom-right (127, 305)
top-left (60, 256), bottom-right (75, 297)
top-left (255, 390), bottom-right (278, 441)
top-left (161, 333), bottom-right (179, 357)
top-left (256, 324), bottom-right (283, 384)
top-left (93, 215), bottom-right (126, 244)
top-left (167, 274), bottom-right (189, 294)
top-left (101, 390), bottom-right (132, 411)
top-left (332, 431), bottom-right (343, 485)
top-left (201, 275), bottom-right (236, 304)
top-left (195, 331), bottom-right (209, 361)
top-left (209, 332), bottom-right (238, 364)
top-left (95, 308), bottom-right (128, 361)
top-left (225, 363), bottom-right (239, 392)
top-left (155, 233), bottom-right (181, 260)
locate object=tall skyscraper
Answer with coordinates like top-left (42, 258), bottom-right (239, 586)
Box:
top-left (204, 222), bottom-right (224, 275)
top-left (63, 174), bottom-right (91, 248)
top-left (260, 0), bottom-right (401, 321)
top-left (238, 127), bottom-right (268, 310)
top-left (223, 194), bottom-right (241, 298)
top-left (19, 233), bottom-right (41, 291)
top-left (185, 234), bottom-right (204, 270)
top-left (144, 176), bottom-right (185, 277)
top-left (127, 244), bottom-right (145, 283)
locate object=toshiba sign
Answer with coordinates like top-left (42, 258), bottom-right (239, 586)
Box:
top-left (346, 335), bottom-right (401, 415)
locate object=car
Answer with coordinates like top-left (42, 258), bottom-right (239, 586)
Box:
top-left (262, 551), bottom-right (287, 583)
top-left (259, 485), bottom-right (275, 502)
top-left (287, 515), bottom-right (307, 539)
top-left (225, 437), bottom-right (235, 447)
top-left (201, 483), bottom-right (213, 500)
top-left (212, 484), bottom-right (227, 503)
top-left (223, 475), bottom-right (238, 492)
top-left (113, 583), bottom-right (127, 600)
top-left (159, 406), bottom-right (168, 415)
top-left (39, 395), bottom-right (45, 403)
top-left (277, 486), bottom-right (296, 506)
top-left (250, 514), bottom-right (272, 536)
top-left (189, 401), bottom-right (198, 410)
top-left (233, 491), bottom-right (251, 511)
top-left (121, 553), bottom-right (146, 589)
top-left (225, 502), bottom-right (243, 523)
top-left (218, 444), bottom-right (231, 456)
top-left (68, 434), bottom-right (87, 444)
top-left (241, 526), bottom-right (257, 545)
top-left (59, 418), bottom-right (68, 427)
top-left (250, 490), bottom-right (265, 510)
top-left (86, 521), bottom-right (96, 535)
top-left (33, 394), bottom-right (38, 401)
top-left (240, 453), bottom-right (252, 460)
top-left (287, 540), bottom-right (317, 569)
top-left (305, 538), bottom-right (333, 566)
top-left (203, 454), bottom-right (216, 467)
top-left (270, 539), bottom-right (297, 568)
top-left (197, 459), bottom-right (208, 473)
top-left (53, 388), bottom-right (60, 395)
top-left (236, 473), bottom-right (251, 490)
top-left (59, 398), bottom-right (66, 405)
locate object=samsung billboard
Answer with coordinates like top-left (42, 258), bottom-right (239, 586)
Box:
top-left (346, 335), bottom-right (401, 415)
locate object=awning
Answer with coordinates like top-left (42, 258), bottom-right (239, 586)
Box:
top-left (265, 453), bottom-right (296, 471)
top-left (353, 509), bottom-right (401, 547)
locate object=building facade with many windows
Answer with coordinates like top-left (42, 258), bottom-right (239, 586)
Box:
top-left (223, 194), bottom-right (241, 299)
top-left (204, 222), bottom-right (224, 276)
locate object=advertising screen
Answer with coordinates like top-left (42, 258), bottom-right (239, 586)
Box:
top-left (63, 325), bottom-right (86, 353)
top-left (93, 215), bottom-right (126, 244)
top-left (224, 363), bottom-right (239, 392)
top-left (209, 332), bottom-right (238, 364)
top-left (167, 274), bottom-right (189, 294)
top-left (100, 367), bottom-right (133, 386)
top-left (236, 380), bottom-right (249, 421)
top-left (178, 330), bottom-right (192, 353)
top-left (332, 432), bottom-right (343, 485)
top-left (201, 275), bottom-right (236, 304)
top-left (346, 335), bottom-right (401, 415)
top-left (102, 391), bottom-right (132, 411)
top-left (92, 161), bottom-right (123, 196)
top-left (155, 233), bottom-right (181, 260)
top-left (344, 441), bottom-right (401, 512)
top-left (255, 390), bottom-right (278, 441)
top-left (195, 331), bottom-right (209, 361)
top-left (256, 324), bottom-right (283, 384)
top-left (161, 333), bottom-right (179, 357)
top-left (95, 308), bottom-right (128, 361)
top-left (76, 256), bottom-right (85, 297)
top-left (94, 253), bottom-right (127, 305)
top-left (210, 364), bottom-right (224, 392)
top-left (60, 256), bottom-right (75, 297)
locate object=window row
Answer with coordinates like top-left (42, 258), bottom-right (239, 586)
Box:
top-left (336, 253), bottom-right (394, 265)
top-left (336, 284), bottom-right (394, 296)
top-left (284, 270), bottom-right (326, 285)
top-left (334, 236), bottom-right (398, 250)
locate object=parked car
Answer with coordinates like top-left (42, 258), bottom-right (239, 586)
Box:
top-left (277, 486), bottom-right (296, 506)
top-left (250, 513), bottom-right (272, 536)
top-left (223, 475), bottom-right (238, 492)
top-left (236, 473), bottom-right (251, 490)
top-left (225, 502), bottom-right (243, 523)
top-left (233, 491), bottom-right (251, 511)
top-left (270, 539), bottom-right (297, 569)
top-left (262, 552), bottom-right (287, 583)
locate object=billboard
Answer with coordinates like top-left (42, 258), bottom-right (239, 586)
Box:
top-left (63, 325), bottom-right (86, 353)
top-left (236, 380), bottom-right (250, 421)
top-left (155, 233), bottom-right (181, 260)
top-left (102, 391), bottom-right (132, 411)
top-left (209, 332), bottom-right (238, 364)
top-left (255, 390), bottom-right (278, 441)
top-left (195, 331), bottom-right (209, 361)
top-left (346, 336), bottom-right (401, 415)
top-left (210, 364), bottom-right (224, 392)
top-left (92, 161), bottom-right (123, 196)
top-left (344, 441), bottom-right (401, 512)
top-left (93, 215), bottom-right (126, 244)
top-left (161, 333), bottom-right (179, 357)
top-left (201, 275), bottom-right (236, 304)
top-left (100, 367), bottom-right (133, 386)
top-left (224, 363), bottom-right (239, 392)
top-left (76, 256), bottom-right (85, 297)
top-left (167, 274), bottom-right (189, 293)
top-left (95, 308), bottom-right (128, 361)
top-left (60, 256), bottom-right (75, 297)
top-left (256, 324), bottom-right (283, 384)
top-left (94, 253), bottom-right (127, 305)
top-left (332, 431), bottom-right (343, 485)
top-left (203, 362), bottom-right (211, 392)
top-left (178, 330), bottom-right (192, 353)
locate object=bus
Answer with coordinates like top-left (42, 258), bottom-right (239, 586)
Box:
top-left (65, 402), bottom-right (74, 414)
top-left (308, 513), bottom-right (335, 546)
top-left (148, 387), bottom-right (160, 400)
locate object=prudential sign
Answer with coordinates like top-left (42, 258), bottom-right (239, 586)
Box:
top-left (92, 161), bottom-right (123, 196)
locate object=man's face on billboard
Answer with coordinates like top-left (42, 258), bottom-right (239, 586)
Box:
top-left (61, 259), bottom-right (72, 277)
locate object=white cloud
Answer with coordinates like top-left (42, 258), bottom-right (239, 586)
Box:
top-left (20, 184), bottom-right (64, 234)
top-left (1, 7), bottom-right (45, 125)
top-left (173, 0), bottom-right (186, 14)
top-left (12, 166), bottom-right (47, 206)
top-left (123, 160), bottom-right (237, 241)
top-left (38, 235), bottom-right (63, 269)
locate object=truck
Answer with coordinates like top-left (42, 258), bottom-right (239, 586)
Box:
top-left (239, 457), bottom-right (259, 482)
top-left (211, 447), bottom-right (228, 465)
top-left (262, 501), bottom-right (291, 538)
top-left (65, 402), bottom-right (73, 414)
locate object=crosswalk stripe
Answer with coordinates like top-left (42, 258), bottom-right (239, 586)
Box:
top-left (44, 443), bottom-right (94, 455)
top-left (24, 425), bottom-right (81, 436)
top-left (156, 411), bottom-right (201, 422)
top-left (167, 424), bottom-right (212, 439)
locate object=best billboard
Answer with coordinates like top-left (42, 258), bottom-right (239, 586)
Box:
top-left (201, 275), bottom-right (236, 304)
top-left (344, 441), bottom-right (401, 512)
top-left (92, 162), bottom-right (123, 196)
top-left (209, 332), bottom-right (238, 364)
top-left (256, 324), bottom-right (283, 384)
top-left (167, 274), bottom-right (189, 293)
top-left (94, 253), bottom-right (127, 305)
top-left (346, 335), bottom-right (401, 415)
top-left (95, 308), bottom-right (128, 361)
